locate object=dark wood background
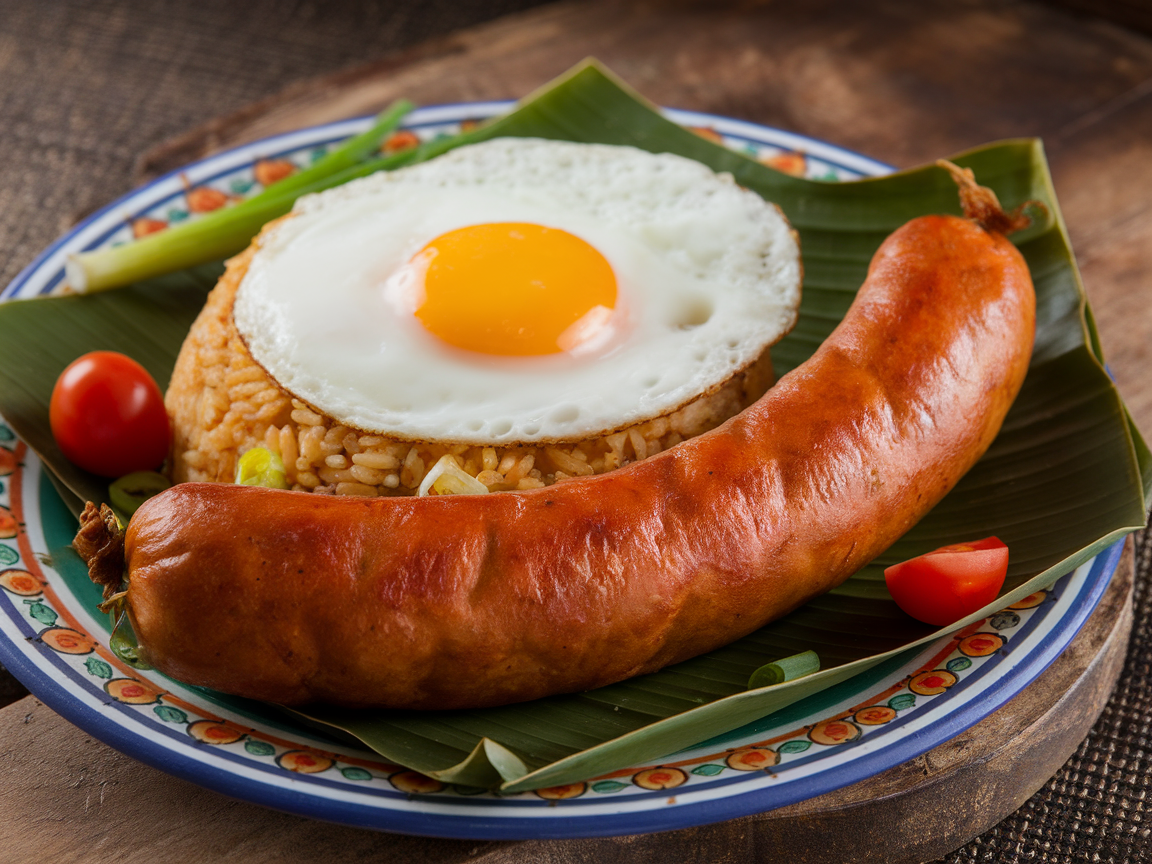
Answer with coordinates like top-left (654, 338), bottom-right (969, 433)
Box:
top-left (1, 1), bottom-right (1150, 861)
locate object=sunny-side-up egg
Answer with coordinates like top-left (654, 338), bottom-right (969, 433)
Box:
top-left (232, 137), bottom-right (802, 453)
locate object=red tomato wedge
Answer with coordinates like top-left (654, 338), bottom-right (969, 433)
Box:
top-left (49, 351), bottom-right (171, 478)
top-left (884, 537), bottom-right (1009, 626)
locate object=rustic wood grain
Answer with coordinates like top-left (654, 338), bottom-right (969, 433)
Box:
top-left (139, 0), bottom-right (1152, 178)
top-left (1041, 0), bottom-right (1152, 36)
top-left (1044, 91), bottom-right (1152, 433)
top-left (0, 543), bottom-right (1129, 863)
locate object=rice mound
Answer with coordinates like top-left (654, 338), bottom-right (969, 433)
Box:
top-left (167, 239), bottom-right (775, 497)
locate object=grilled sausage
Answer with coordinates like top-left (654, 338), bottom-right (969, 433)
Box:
top-left (102, 168), bottom-right (1037, 709)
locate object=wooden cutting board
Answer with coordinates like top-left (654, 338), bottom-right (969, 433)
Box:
top-left (4, 1), bottom-right (1147, 860)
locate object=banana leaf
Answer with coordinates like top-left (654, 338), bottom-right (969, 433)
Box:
top-left (0, 61), bottom-right (1146, 793)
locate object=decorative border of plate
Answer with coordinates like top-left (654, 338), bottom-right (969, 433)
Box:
top-left (0, 104), bottom-right (1121, 839)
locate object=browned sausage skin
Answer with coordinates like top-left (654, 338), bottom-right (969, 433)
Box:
top-left (119, 196), bottom-right (1035, 710)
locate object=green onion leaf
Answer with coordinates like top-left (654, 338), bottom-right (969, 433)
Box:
top-left (66, 100), bottom-right (416, 294)
top-left (262, 99), bottom-right (414, 199)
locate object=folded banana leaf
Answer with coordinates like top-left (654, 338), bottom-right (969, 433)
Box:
top-left (0, 61), bottom-right (1146, 793)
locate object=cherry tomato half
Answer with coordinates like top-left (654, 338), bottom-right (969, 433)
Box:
top-left (884, 537), bottom-right (1009, 626)
top-left (49, 351), bottom-right (170, 478)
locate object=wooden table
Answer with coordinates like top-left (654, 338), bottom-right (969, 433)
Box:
top-left (1, 2), bottom-right (1150, 861)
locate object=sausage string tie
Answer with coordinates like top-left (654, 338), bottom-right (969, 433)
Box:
top-left (936, 159), bottom-right (1044, 237)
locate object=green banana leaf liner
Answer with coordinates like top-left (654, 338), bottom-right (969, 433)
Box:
top-left (0, 62), bottom-right (1147, 793)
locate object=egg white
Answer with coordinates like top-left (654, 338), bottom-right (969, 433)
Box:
top-left (233, 137), bottom-right (801, 444)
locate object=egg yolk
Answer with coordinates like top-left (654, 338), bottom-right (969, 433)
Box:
top-left (412, 222), bottom-right (617, 356)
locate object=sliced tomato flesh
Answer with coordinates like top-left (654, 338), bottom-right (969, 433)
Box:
top-left (884, 536), bottom-right (1008, 626)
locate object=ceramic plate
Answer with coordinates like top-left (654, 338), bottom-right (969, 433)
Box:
top-left (0, 104), bottom-right (1122, 839)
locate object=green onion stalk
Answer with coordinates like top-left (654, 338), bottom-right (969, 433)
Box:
top-left (747, 650), bottom-right (821, 689)
top-left (64, 99), bottom-right (466, 294)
